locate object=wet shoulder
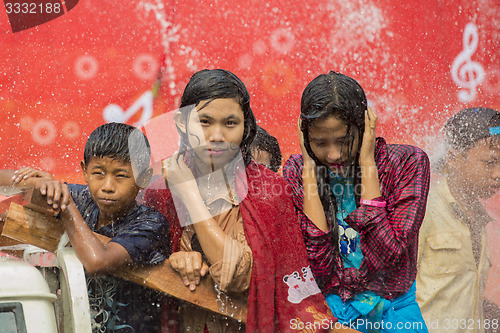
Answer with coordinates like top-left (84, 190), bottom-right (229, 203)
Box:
top-left (282, 154), bottom-right (303, 181)
top-left (66, 183), bottom-right (90, 201)
top-left (385, 143), bottom-right (429, 168)
top-left (283, 154), bottom-right (303, 170)
top-left (133, 203), bottom-right (169, 226)
top-left (66, 183), bottom-right (97, 219)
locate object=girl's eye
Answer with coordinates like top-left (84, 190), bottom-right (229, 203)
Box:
top-left (227, 120), bottom-right (237, 126)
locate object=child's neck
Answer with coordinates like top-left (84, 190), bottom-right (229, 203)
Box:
top-left (96, 204), bottom-right (136, 229)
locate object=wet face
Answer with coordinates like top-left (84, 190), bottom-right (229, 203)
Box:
top-left (82, 157), bottom-right (141, 222)
top-left (448, 138), bottom-right (500, 199)
top-left (251, 148), bottom-right (273, 170)
top-left (308, 115), bottom-right (359, 174)
top-left (185, 98), bottom-right (245, 171)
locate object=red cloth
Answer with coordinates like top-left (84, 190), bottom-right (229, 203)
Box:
top-left (142, 161), bottom-right (336, 332)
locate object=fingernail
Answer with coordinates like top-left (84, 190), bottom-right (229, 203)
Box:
top-left (195, 278), bottom-right (200, 285)
top-left (183, 279), bottom-right (189, 286)
top-left (190, 283), bottom-right (196, 291)
top-left (53, 204), bottom-right (58, 209)
top-left (61, 205), bottom-right (66, 210)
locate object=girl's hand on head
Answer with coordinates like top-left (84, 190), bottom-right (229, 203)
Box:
top-left (359, 107), bottom-right (378, 167)
top-left (169, 251), bottom-right (209, 291)
top-left (297, 117), bottom-right (316, 169)
top-left (162, 152), bottom-right (198, 200)
top-left (12, 167), bottom-right (54, 185)
top-left (162, 152), bottom-right (195, 185)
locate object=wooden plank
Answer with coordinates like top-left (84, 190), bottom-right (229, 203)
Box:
top-left (3, 203), bottom-right (65, 253)
top-left (0, 187), bottom-right (60, 216)
top-left (2, 203), bottom-right (248, 322)
top-left (0, 189), bottom-right (58, 258)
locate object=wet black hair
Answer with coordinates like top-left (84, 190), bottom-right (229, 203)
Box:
top-left (83, 122), bottom-right (151, 178)
top-left (300, 71), bottom-right (367, 256)
top-left (443, 107), bottom-right (500, 152)
top-left (250, 126), bottom-right (282, 172)
top-left (177, 69), bottom-right (257, 164)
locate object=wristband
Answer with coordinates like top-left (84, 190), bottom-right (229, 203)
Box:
top-left (360, 198), bottom-right (386, 208)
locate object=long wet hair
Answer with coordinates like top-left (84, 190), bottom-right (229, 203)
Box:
top-left (300, 71), bottom-right (367, 256)
top-left (177, 69), bottom-right (257, 165)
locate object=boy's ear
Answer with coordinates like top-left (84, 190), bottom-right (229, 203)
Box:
top-left (80, 160), bottom-right (89, 183)
top-left (136, 167), bottom-right (153, 189)
top-left (174, 111), bottom-right (187, 134)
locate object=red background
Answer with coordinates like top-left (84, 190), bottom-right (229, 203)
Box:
top-left (1, 0), bottom-right (499, 302)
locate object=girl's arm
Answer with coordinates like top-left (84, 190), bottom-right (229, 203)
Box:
top-left (163, 153), bottom-right (253, 293)
top-left (298, 118), bottom-right (329, 232)
top-left (162, 153), bottom-right (226, 263)
top-left (359, 107), bottom-right (382, 200)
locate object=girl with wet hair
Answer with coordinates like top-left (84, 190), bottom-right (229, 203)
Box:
top-left (283, 71), bottom-right (431, 332)
top-left (177, 68), bottom-right (257, 164)
top-left (142, 69), bottom-right (333, 332)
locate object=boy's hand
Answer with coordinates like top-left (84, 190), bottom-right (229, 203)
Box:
top-left (37, 179), bottom-right (71, 211)
top-left (169, 251), bottom-right (209, 291)
top-left (12, 167), bottom-right (54, 185)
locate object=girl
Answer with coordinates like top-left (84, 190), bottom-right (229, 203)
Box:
top-left (143, 69), bottom-right (334, 332)
top-left (283, 71), bottom-right (430, 332)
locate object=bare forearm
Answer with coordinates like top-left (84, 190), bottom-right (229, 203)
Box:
top-left (0, 170), bottom-right (49, 191)
top-left (181, 190), bottom-right (226, 264)
top-left (360, 163), bottom-right (382, 200)
top-left (0, 170), bottom-right (16, 186)
top-left (61, 202), bottom-right (128, 274)
top-left (302, 166), bottom-right (328, 231)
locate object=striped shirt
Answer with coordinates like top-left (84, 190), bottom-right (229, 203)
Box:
top-left (283, 137), bottom-right (430, 301)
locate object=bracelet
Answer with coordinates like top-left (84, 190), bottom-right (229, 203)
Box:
top-left (360, 198), bottom-right (387, 208)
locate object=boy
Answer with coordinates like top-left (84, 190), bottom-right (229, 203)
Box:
top-left (1, 123), bottom-right (170, 333)
top-left (416, 107), bottom-right (500, 332)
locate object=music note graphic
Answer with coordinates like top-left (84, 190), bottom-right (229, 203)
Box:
top-left (102, 91), bottom-right (153, 127)
top-left (451, 23), bottom-right (485, 103)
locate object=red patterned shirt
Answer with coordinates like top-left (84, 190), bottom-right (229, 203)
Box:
top-left (283, 137), bottom-right (430, 301)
